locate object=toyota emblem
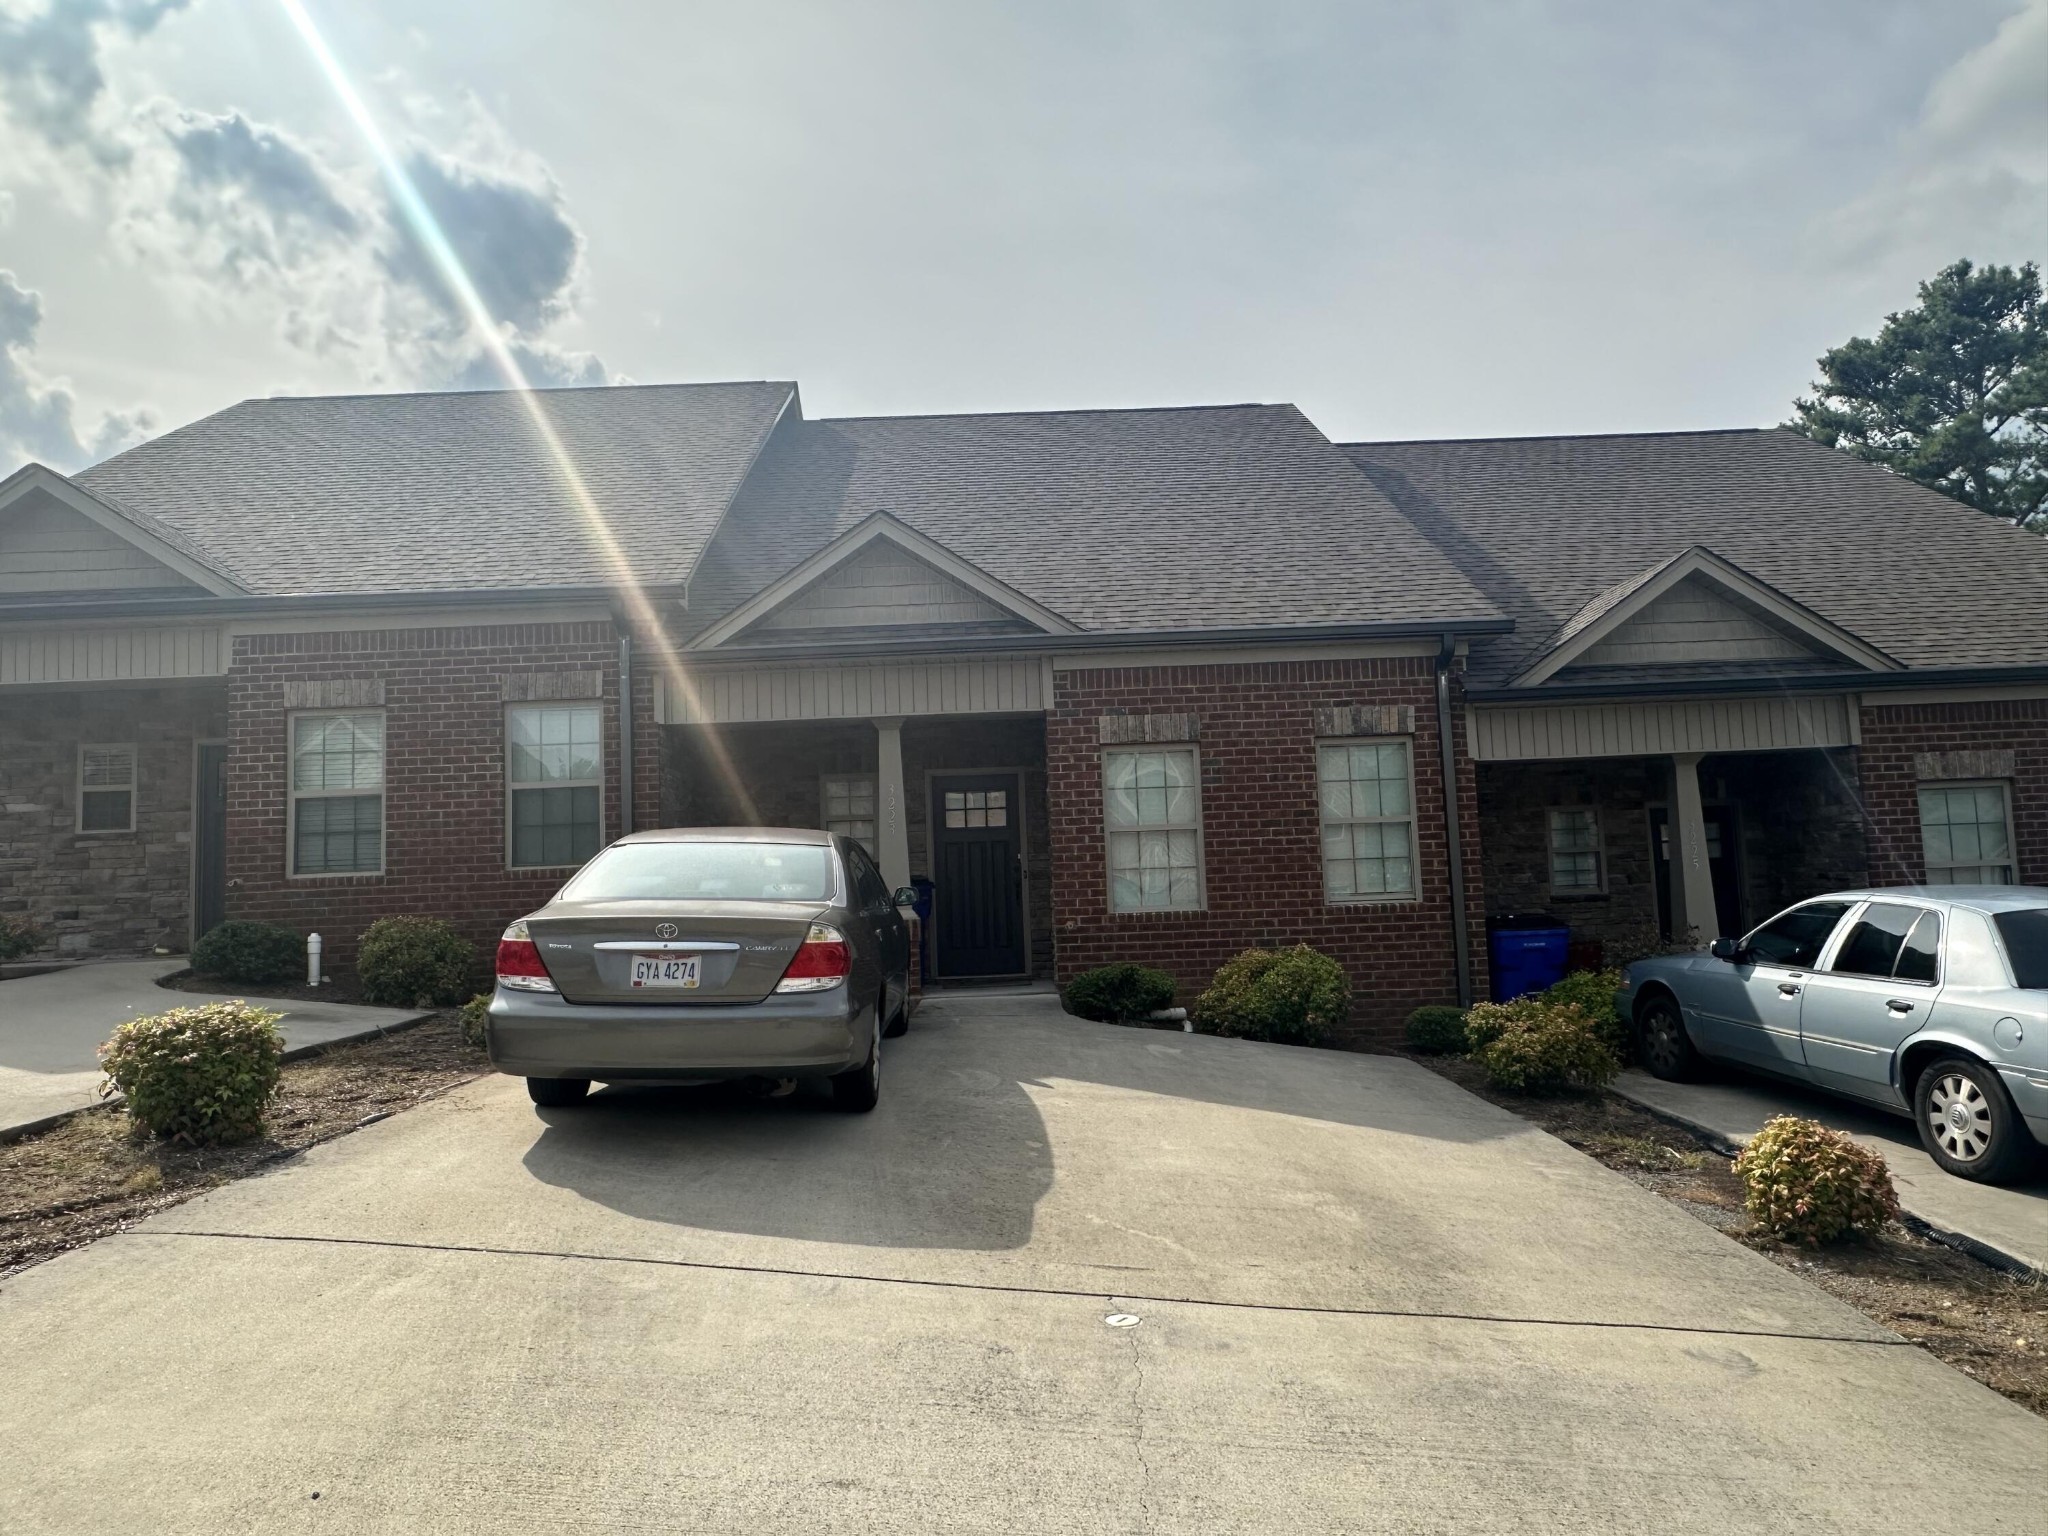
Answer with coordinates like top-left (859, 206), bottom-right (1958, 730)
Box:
top-left (655, 922), bottom-right (678, 940)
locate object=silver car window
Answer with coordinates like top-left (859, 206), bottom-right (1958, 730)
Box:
top-left (1742, 901), bottom-right (1851, 967)
top-left (558, 841), bottom-right (835, 902)
top-left (1828, 902), bottom-right (1920, 979)
top-left (1993, 908), bottom-right (2048, 990)
top-left (1892, 910), bottom-right (1940, 985)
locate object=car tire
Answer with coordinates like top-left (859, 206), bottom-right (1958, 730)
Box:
top-left (1635, 993), bottom-right (1701, 1082)
top-left (1914, 1056), bottom-right (2033, 1184)
top-left (831, 1008), bottom-right (882, 1113)
top-left (882, 983), bottom-right (910, 1039)
top-left (526, 1076), bottom-right (590, 1108)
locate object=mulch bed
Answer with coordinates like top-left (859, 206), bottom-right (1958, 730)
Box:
top-left (0, 1011), bottom-right (488, 1280)
top-left (1412, 1051), bottom-right (2048, 1418)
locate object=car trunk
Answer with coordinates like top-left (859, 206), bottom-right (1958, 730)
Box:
top-left (525, 900), bottom-right (827, 1004)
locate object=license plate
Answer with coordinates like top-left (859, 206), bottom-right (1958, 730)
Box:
top-left (630, 954), bottom-right (701, 989)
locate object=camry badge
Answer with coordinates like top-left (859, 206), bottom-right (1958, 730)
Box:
top-left (655, 922), bottom-right (679, 940)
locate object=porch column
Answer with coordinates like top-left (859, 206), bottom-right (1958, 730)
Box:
top-left (874, 716), bottom-right (911, 892)
top-left (1670, 752), bottom-right (1719, 945)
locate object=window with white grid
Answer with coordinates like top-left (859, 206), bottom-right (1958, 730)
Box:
top-left (508, 705), bottom-right (604, 868)
top-left (1317, 739), bottom-right (1415, 901)
top-left (291, 713), bottom-right (384, 875)
top-left (1547, 807), bottom-right (1603, 894)
top-left (1103, 747), bottom-right (1203, 911)
top-left (77, 744), bottom-right (136, 833)
top-left (821, 773), bottom-right (877, 855)
top-left (1919, 782), bottom-right (2016, 884)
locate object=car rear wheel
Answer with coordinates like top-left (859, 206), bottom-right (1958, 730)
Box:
top-left (526, 1076), bottom-right (590, 1108)
top-left (1914, 1056), bottom-right (2033, 1184)
top-left (831, 1007), bottom-right (882, 1113)
top-left (1635, 994), bottom-right (1701, 1082)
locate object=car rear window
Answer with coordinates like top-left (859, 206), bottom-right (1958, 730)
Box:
top-left (557, 841), bottom-right (834, 902)
top-left (1992, 908), bottom-right (2048, 990)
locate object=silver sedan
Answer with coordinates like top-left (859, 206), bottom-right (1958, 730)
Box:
top-left (1619, 886), bottom-right (2048, 1183)
top-left (486, 827), bottom-right (913, 1112)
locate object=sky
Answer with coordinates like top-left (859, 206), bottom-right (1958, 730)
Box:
top-left (0, 0), bottom-right (2044, 476)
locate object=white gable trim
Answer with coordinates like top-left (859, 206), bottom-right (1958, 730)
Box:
top-left (686, 511), bottom-right (1080, 650)
top-left (1511, 546), bottom-right (1899, 687)
top-left (0, 463), bottom-right (245, 597)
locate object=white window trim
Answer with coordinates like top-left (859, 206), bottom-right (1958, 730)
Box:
top-left (288, 709), bottom-right (387, 879)
top-left (1546, 805), bottom-right (1607, 896)
top-left (505, 702), bottom-right (606, 871)
top-left (76, 742), bottom-right (137, 835)
top-left (1317, 735), bottom-right (1419, 905)
top-left (1102, 744), bottom-right (1206, 914)
top-left (1919, 779), bottom-right (2019, 884)
top-left (819, 771), bottom-right (879, 855)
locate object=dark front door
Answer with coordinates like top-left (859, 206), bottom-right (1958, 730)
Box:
top-left (930, 772), bottom-right (1026, 977)
top-left (193, 743), bottom-right (229, 943)
top-left (1651, 804), bottom-right (1741, 941)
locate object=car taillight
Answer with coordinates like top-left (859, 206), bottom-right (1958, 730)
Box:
top-left (775, 922), bottom-right (851, 993)
top-left (496, 919), bottom-right (557, 993)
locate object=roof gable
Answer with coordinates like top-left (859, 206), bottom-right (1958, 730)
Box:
top-left (1513, 545), bottom-right (1901, 687)
top-left (0, 464), bottom-right (243, 598)
top-left (688, 512), bottom-right (1079, 649)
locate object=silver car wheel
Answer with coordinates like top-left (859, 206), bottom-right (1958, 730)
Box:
top-left (1927, 1072), bottom-right (1992, 1163)
top-left (1643, 1010), bottom-right (1683, 1075)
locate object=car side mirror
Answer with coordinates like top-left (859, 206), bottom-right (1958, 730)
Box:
top-left (893, 887), bottom-right (918, 908)
top-left (1710, 937), bottom-right (1741, 962)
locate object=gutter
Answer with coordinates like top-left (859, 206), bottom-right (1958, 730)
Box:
top-left (0, 584), bottom-right (684, 625)
top-left (676, 616), bottom-right (1515, 666)
top-left (1435, 634), bottom-right (1474, 1008)
top-left (1465, 662), bottom-right (2048, 704)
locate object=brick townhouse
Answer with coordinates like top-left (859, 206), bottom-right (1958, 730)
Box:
top-left (3, 381), bottom-right (2046, 1041)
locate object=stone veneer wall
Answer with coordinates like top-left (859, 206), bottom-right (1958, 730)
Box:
top-left (1048, 657), bottom-right (1486, 1046)
top-left (0, 682), bottom-right (226, 956)
top-left (1475, 756), bottom-right (1661, 954)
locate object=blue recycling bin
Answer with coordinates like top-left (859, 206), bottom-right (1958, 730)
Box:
top-left (1488, 913), bottom-right (1571, 1002)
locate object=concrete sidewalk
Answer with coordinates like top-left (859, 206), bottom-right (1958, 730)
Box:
top-left (1, 994), bottom-right (2041, 1533)
top-left (1615, 1068), bottom-right (2048, 1274)
top-left (0, 960), bottom-right (426, 1138)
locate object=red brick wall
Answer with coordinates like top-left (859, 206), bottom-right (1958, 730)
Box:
top-left (225, 621), bottom-right (661, 963)
top-left (1048, 657), bottom-right (1487, 1045)
top-left (1858, 697), bottom-right (2048, 886)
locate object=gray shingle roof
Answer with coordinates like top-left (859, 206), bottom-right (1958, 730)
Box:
top-left (685, 404), bottom-right (1501, 637)
top-left (75, 382), bottom-right (796, 595)
top-left (1341, 428), bottom-right (2048, 688)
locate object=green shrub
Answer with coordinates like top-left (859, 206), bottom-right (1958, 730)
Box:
top-left (1470, 1001), bottom-right (1619, 1093)
top-left (1541, 968), bottom-right (1628, 1061)
top-left (1459, 997), bottom-right (1535, 1051)
top-left (1404, 1005), bottom-right (1469, 1054)
top-left (356, 916), bottom-right (476, 1008)
top-left (0, 914), bottom-right (48, 962)
top-left (1734, 1116), bottom-right (1899, 1245)
top-left (1195, 945), bottom-right (1349, 1046)
top-left (458, 992), bottom-right (492, 1049)
top-left (189, 920), bottom-right (303, 985)
top-left (1064, 963), bottom-right (1177, 1022)
top-left (99, 1000), bottom-right (284, 1145)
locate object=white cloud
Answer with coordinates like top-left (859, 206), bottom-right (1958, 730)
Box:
top-left (1815, 1), bottom-right (2048, 268)
top-left (0, 0), bottom-right (612, 441)
top-left (0, 270), bottom-right (154, 473)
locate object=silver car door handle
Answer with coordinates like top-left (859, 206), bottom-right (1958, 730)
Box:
top-left (591, 940), bottom-right (742, 952)
top-left (1885, 998), bottom-right (1915, 1014)
top-left (1778, 982), bottom-right (1801, 997)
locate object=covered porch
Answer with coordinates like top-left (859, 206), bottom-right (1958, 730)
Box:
top-left (1471, 693), bottom-right (1871, 958)
top-left (657, 671), bottom-right (1054, 981)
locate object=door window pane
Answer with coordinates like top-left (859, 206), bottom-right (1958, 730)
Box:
top-left (1742, 901), bottom-right (1850, 967)
top-left (1829, 902), bottom-right (1919, 978)
top-left (1104, 749), bottom-right (1202, 911)
top-left (1894, 910), bottom-right (1941, 984)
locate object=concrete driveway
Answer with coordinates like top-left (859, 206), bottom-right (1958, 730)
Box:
top-left (1, 992), bottom-right (2041, 1533)
top-left (0, 960), bottom-right (427, 1137)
